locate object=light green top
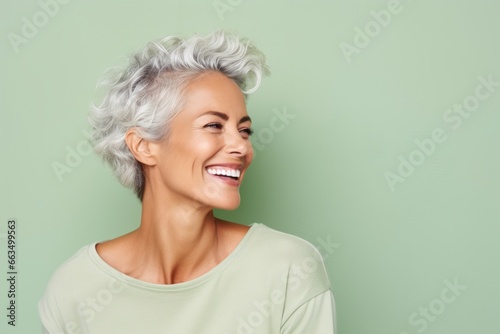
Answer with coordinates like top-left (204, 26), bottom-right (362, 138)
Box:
top-left (39, 223), bottom-right (336, 334)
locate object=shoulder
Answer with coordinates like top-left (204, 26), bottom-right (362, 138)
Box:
top-left (43, 244), bottom-right (95, 290)
top-left (246, 224), bottom-right (333, 320)
top-left (251, 223), bottom-right (323, 261)
top-left (244, 224), bottom-right (330, 286)
top-left (39, 243), bottom-right (129, 332)
top-left (38, 244), bottom-right (96, 330)
top-left (39, 242), bottom-right (120, 310)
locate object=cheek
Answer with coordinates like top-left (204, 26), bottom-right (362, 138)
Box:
top-left (246, 142), bottom-right (254, 165)
top-left (190, 135), bottom-right (221, 157)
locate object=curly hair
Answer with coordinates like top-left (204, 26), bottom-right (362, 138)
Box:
top-left (88, 30), bottom-right (270, 201)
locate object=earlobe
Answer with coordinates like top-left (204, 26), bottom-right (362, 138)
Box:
top-left (125, 128), bottom-right (157, 166)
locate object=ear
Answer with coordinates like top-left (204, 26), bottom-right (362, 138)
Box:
top-left (125, 128), bottom-right (157, 166)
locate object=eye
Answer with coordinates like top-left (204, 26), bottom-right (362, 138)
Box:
top-left (204, 122), bottom-right (223, 130)
top-left (239, 127), bottom-right (254, 139)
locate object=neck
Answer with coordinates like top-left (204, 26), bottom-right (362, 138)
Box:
top-left (129, 189), bottom-right (221, 284)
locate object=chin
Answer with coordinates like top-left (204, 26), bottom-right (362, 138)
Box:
top-left (211, 195), bottom-right (241, 211)
top-left (199, 182), bottom-right (242, 210)
top-left (221, 203), bottom-right (241, 211)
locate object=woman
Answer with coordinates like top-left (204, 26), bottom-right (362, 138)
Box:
top-left (39, 31), bottom-right (336, 333)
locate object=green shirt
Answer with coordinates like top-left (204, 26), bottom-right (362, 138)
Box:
top-left (39, 223), bottom-right (336, 333)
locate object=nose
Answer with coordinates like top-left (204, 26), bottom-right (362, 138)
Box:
top-left (224, 128), bottom-right (252, 156)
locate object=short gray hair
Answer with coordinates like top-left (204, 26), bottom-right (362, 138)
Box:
top-left (89, 30), bottom-right (270, 201)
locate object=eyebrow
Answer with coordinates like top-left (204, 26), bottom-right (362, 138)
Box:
top-left (200, 111), bottom-right (252, 124)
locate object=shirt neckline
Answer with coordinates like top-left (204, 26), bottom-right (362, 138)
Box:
top-left (87, 223), bottom-right (262, 292)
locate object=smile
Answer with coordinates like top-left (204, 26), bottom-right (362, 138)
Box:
top-left (206, 168), bottom-right (241, 180)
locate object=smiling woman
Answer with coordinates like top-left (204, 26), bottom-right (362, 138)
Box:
top-left (38, 31), bottom-right (336, 334)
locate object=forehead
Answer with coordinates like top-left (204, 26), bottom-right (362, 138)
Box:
top-left (179, 72), bottom-right (247, 118)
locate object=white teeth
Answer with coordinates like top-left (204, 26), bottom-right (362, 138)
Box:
top-left (207, 168), bottom-right (241, 178)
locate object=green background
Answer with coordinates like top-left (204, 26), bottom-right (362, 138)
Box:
top-left (1, 0), bottom-right (499, 333)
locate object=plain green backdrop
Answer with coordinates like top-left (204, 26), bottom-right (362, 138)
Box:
top-left (1, 0), bottom-right (499, 333)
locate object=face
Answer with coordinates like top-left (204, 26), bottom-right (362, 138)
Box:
top-left (148, 71), bottom-right (254, 210)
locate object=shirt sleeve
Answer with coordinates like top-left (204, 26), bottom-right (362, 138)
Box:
top-left (280, 289), bottom-right (336, 334)
top-left (38, 295), bottom-right (65, 334)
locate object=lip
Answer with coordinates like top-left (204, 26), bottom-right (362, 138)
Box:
top-left (205, 162), bottom-right (245, 187)
top-left (205, 163), bottom-right (244, 170)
